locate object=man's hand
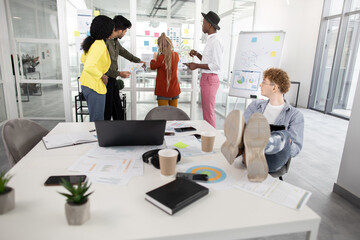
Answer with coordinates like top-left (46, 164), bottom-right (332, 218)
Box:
top-left (153, 52), bottom-right (158, 59)
top-left (140, 61), bottom-right (146, 69)
top-left (189, 49), bottom-right (198, 57)
top-left (101, 74), bottom-right (108, 85)
top-left (119, 71), bottom-right (131, 78)
top-left (186, 62), bottom-right (197, 70)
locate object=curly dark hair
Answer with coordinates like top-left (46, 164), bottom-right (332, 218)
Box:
top-left (82, 15), bottom-right (114, 53)
top-left (113, 15), bottom-right (132, 31)
top-left (263, 68), bottom-right (290, 94)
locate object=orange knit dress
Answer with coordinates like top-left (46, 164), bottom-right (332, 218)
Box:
top-left (150, 51), bottom-right (181, 98)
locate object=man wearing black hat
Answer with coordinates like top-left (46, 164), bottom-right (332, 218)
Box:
top-left (185, 11), bottom-right (224, 129)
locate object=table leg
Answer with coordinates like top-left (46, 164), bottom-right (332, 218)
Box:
top-left (305, 224), bottom-right (319, 240)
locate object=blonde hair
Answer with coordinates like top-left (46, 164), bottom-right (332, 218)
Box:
top-left (158, 33), bottom-right (174, 91)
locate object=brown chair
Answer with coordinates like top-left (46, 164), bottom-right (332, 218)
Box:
top-left (144, 106), bottom-right (190, 121)
top-left (2, 119), bottom-right (49, 167)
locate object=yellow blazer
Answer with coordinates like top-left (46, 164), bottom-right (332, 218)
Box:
top-left (79, 40), bottom-right (110, 94)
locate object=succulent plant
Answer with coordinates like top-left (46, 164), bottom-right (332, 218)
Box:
top-left (58, 178), bottom-right (93, 205)
top-left (0, 172), bottom-right (13, 194)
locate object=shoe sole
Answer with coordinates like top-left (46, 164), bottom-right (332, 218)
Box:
top-left (221, 110), bottom-right (245, 164)
top-left (244, 113), bottom-right (270, 182)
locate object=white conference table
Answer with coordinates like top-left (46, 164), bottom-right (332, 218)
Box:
top-left (0, 121), bottom-right (320, 240)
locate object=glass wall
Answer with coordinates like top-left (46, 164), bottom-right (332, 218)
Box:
top-left (310, 0), bottom-right (360, 119)
top-left (8, 0), bottom-right (64, 119)
top-left (0, 65), bottom-right (7, 123)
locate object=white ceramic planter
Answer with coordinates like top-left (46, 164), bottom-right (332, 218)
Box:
top-left (65, 199), bottom-right (90, 225)
top-left (0, 187), bottom-right (15, 214)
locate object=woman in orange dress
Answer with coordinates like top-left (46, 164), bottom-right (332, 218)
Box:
top-left (150, 33), bottom-right (180, 107)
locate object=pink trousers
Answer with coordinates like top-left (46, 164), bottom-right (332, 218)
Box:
top-left (200, 73), bottom-right (220, 128)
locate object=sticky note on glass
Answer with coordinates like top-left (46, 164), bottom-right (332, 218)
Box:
top-left (251, 37), bottom-right (257, 43)
top-left (274, 36), bottom-right (280, 41)
top-left (145, 30), bottom-right (150, 36)
top-left (154, 32), bottom-right (159, 37)
top-left (154, 39), bottom-right (157, 44)
top-left (94, 10), bottom-right (100, 16)
top-left (144, 41), bottom-right (149, 46)
top-left (173, 142), bottom-right (189, 149)
top-left (152, 47), bottom-right (158, 52)
top-left (184, 29), bottom-right (189, 34)
top-left (270, 51), bottom-right (277, 57)
top-left (184, 39), bottom-right (188, 44)
top-left (74, 31), bottom-right (80, 37)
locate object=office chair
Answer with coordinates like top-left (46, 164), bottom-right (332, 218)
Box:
top-left (2, 119), bottom-right (49, 167)
top-left (269, 158), bottom-right (291, 181)
top-left (144, 106), bottom-right (190, 121)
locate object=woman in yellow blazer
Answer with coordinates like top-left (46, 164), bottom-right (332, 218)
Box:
top-left (80, 15), bottom-right (115, 121)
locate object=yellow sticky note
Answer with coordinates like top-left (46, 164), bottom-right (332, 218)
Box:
top-left (184, 29), bottom-right (189, 34)
top-left (271, 51), bottom-right (276, 57)
top-left (173, 142), bottom-right (189, 149)
top-left (74, 31), bottom-right (80, 37)
top-left (184, 39), bottom-right (188, 44)
top-left (154, 39), bottom-right (157, 44)
top-left (94, 10), bottom-right (100, 16)
top-left (274, 36), bottom-right (280, 41)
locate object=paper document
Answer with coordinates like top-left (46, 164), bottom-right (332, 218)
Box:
top-left (165, 135), bottom-right (206, 157)
top-left (235, 172), bottom-right (311, 210)
top-left (42, 131), bottom-right (97, 149)
top-left (69, 144), bottom-right (164, 185)
top-left (123, 62), bottom-right (144, 72)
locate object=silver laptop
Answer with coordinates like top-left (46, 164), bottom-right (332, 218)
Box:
top-left (95, 120), bottom-right (166, 147)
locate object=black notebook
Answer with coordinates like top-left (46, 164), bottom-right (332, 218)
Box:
top-left (145, 178), bottom-right (209, 215)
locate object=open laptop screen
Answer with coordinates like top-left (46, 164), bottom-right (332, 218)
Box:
top-left (95, 120), bottom-right (166, 147)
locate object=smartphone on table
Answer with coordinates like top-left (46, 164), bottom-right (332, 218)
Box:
top-left (44, 175), bottom-right (87, 186)
top-left (174, 127), bottom-right (196, 132)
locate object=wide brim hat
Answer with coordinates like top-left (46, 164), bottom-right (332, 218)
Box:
top-left (201, 11), bottom-right (220, 30)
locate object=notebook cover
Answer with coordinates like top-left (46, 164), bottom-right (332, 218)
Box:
top-left (145, 178), bottom-right (209, 215)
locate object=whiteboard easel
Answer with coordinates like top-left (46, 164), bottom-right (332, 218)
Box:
top-left (229, 31), bottom-right (286, 109)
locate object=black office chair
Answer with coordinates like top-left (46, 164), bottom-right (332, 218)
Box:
top-left (74, 77), bottom-right (88, 122)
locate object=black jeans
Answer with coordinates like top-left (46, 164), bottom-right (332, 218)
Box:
top-left (104, 77), bottom-right (124, 120)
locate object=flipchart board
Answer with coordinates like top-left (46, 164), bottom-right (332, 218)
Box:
top-left (229, 31), bottom-right (285, 99)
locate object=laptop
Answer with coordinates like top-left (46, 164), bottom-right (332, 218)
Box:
top-left (95, 120), bottom-right (166, 147)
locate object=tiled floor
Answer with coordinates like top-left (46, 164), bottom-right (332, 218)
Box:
top-left (1, 108), bottom-right (359, 240)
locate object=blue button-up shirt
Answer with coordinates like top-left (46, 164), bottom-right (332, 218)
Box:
top-left (244, 99), bottom-right (304, 158)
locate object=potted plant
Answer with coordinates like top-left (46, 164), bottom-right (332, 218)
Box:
top-left (21, 54), bottom-right (40, 73)
top-left (0, 172), bottom-right (14, 214)
top-left (59, 178), bottom-right (93, 225)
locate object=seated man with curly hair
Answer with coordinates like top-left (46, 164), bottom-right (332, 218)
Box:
top-left (242, 68), bottom-right (304, 181)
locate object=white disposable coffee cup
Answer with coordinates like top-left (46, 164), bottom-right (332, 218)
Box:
top-left (158, 149), bottom-right (178, 177)
top-left (201, 131), bottom-right (216, 152)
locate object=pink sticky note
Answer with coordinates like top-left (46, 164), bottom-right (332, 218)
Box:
top-left (154, 32), bottom-right (159, 37)
top-left (145, 30), bottom-right (150, 36)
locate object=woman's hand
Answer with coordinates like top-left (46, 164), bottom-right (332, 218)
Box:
top-left (101, 74), bottom-right (108, 85)
top-left (153, 52), bottom-right (158, 60)
top-left (119, 71), bottom-right (131, 78)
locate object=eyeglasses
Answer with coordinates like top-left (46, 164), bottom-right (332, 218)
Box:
top-left (261, 81), bottom-right (274, 86)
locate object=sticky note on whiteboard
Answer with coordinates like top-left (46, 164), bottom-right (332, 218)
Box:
top-left (270, 51), bottom-right (277, 57)
top-left (94, 10), bottom-right (100, 16)
top-left (274, 36), bottom-right (280, 41)
top-left (251, 37), bottom-right (257, 43)
top-left (74, 31), bottom-right (80, 37)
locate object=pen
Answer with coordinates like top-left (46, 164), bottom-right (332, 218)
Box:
top-left (89, 129), bottom-right (96, 132)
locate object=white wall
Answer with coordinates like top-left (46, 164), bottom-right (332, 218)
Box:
top-left (336, 78), bottom-right (360, 198)
top-left (253, 0), bottom-right (324, 108)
